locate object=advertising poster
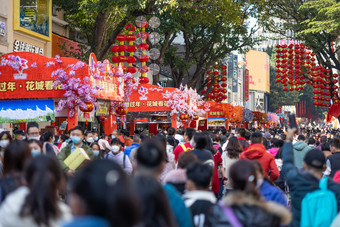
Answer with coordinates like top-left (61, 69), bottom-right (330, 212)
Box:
top-left (207, 118), bottom-right (225, 127)
top-left (96, 101), bottom-right (110, 116)
top-left (0, 99), bottom-right (54, 123)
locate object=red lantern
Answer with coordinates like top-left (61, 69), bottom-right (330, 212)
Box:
top-left (213, 65), bottom-right (219, 69)
top-left (118, 56), bottom-right (127, 62)
top-left (127, 45), bottom-right (137, 52)
top-left (213, 71), bottom-right (219, 76)
top-left (116, 34), bottom-right (126, 42)
top-left (221, 71), bottom-right (227, 76)
top-left (137, 32), bottom-right (149, 39)
top-left (192, 115), bottom-right (199, 121)
top-left (201, 90), bottom-right (206, 95)
top-left (126, 34), bottom-right (136, 42)
top-left (111, 46), bottom-right (119, 52)
top-left (116, 106), bottom-right (128, 116)
top-left (179, 113), bottom-right (188, 121)
top-left (126, 56), bottom-right (137, 64)
top-left (111, 56), bottom-right (120, 63)
top-left (118, 45), bottom-right (127, 52)
top-left (125, 24), bottom-right (136, 31)
top-left (79, 102), bottom-right (95, 119)
top-left (138, 65), bottom-right (149, 73)
top-left (333, 74), bottom-right (338, 78)
top-left (221, 83), bottom-right (227, 88)
top-left (221, 65), bottom-right (227, 70)
top-left (139, 77), bottom-right (149, 84)
top-left (126, 66), bottom-right (137, 74)
top-left (138, 43), bottom-right (149, 50)
top-left (138, 55), bottom-right (149, 62)
top-left (221, 77), bottom-right (227, 81)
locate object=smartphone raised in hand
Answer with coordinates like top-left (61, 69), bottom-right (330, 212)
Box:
top-left (288, 113), bottom-right (298, 129)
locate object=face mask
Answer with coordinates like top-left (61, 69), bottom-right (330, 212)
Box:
top-left (93, 150), bottom-right (100, 156)
top-left (0, 140), bottom-right (9, 148)
top-left (111, 145), bottom-right (120, 153)
top-left (29, 136), bottom-right (40, 141)
top-left (22, 137), bottom-right (26, 140)
top-left (31, 150), bottom-right (41, 157)
top-left (256, 178), bottom-right (264, 189)
top-left (71, 136), bottom-right (81, 144)
top-left (111, 135), bottom-right (116, 139)
top-left (94, 137), bottom-right (99, 141)
top-left (190, 139), bottom-right (195, 148)
top-left (87, 138), bottom-right (94, 143)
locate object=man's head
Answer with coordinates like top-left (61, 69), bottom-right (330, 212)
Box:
top-left (320, 136), bottom-right (328, 144)
top-left (112, 130), bottom-right (118, 137)
top-left (308, 137), bottom-right (316, 146)
top-left (297, 135), bottom-right (306, 142)
top-left (330, 137), bottom-right (340, 153)
top-left (85, 131), bottom-right (94, 143)
top-left (183, 128), bottom-right (196, 143)
top-left (122, 130), bottom-right (130, 139)
top-left (26, 122), bottom-right (39, 140)
top-left (236, 128), bottom-right (246, 138)
top-left (186, 162), bottom-right (213, 191)
top-left (136, 139), bottom-right (167, 178)
top-left (303, 149), bottom-right (326, 175)
top-left (133, 134), bottom-right (141, 144)
top-left (168, 127), bottom-right (176, 136)
top-left (92, 131), bottom-right (99, 141)
top-left (251, 132), bottom-right (263, 144)
top-left (221, 128), bottom-right (227, 136)
top-left (13, 129), bottom-right (26, 141)
top-left (69, 126), bottom-right (85, 145)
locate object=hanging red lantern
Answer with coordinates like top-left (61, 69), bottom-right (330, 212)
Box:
top-left (221, 71), bottom-right (227, 76)
top-left (139, 77), bottom-right (149, 84)
top-left (126, 34), bottom-right (136, 42)
top-left (138, 55), bottom-right (149, 62)
top-left (116, 106), bottom-right (128, 116)
top-left (138, 65), bottom-right (149, 73)
top-left (137, 31), bottom-right (149, 39)
top-left (192, 115), bottom-right (199, 121)
top-left (179, 113), bottom-right (188, 121)
top-left (213, 65), bottom-right (219, 69)
top-left (127, 45), bottom-right (137, 52)
top-left (222, 77), bottom-right (227, 82)
top-left (221, 83), bottom-right (227, 88)
top-left (111, 46), bottom-right (119, 52)
top-left (126, 56), bottom-right (137, 64)
top-left (118, 45), bottom-right (127, 52)
top-left (138, 43), bottom-right (149, 50)
top-left (111, 56), bottom-right (120, 63)
top-left (79, 102), bottom-right (95, 119)
top-left (333, 74), bottom-right (338, 78)
top-left (213, 71), bottom-right (219, 76)
top-left (125, 24), bottom-right (136, 31)
top-left (116, 34), bottom-right (126, 42)
top-left (126, 66), bottom-right (137, 74)
top-left (221, 65), bottom-right (227, 70)
top-left (201, 90), bottom-right (206, 95)
top-left (118, 56), bottom-right (127, 62)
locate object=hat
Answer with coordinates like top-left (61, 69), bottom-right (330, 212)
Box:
top-left (303, 149), bottom-right (325, 169)
top-left (13, 129), bottom-right (25, 135)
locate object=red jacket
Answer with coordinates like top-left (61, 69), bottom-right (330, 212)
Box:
top-left (212, 151), bottom-right (223, 194)
top-left (240, 143), bottom-right (279, 181)
top-left (173, 143), bottom-right (193, 161)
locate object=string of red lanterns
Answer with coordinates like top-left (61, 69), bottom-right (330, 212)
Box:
top-left (202, 64), bottom-right (228, 103)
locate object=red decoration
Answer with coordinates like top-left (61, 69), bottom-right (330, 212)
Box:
top-left (116, 106), bottom-right (128, 116)
top-left (179, 113), bottom-right (188, 120)
top-left (126, 56), bottom-right (137, 64)
top-left (127, 45), bottom-right (137, 52)
top-left (139, 77), bottom-right (149, 84)
top-left (116, 34), bottom-right (126, 42)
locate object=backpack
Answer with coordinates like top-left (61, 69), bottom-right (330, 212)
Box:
top-left (300, 177), bottom-right (337, 227)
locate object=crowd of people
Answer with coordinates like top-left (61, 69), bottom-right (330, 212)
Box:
top-left (0, 122), bottom-right (340, 226)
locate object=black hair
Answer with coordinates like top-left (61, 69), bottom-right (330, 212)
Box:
top-left (69, 126), bottom-right (84, 135)
top-left (178, 152), bottom-right (198, 169)
top-left (85, 131), bottom-right (93, 137)
top-left (154, 134), bottom-right (167, 150)
top-left (110, 138), bottom-right (122, 146)
top-left (307, 137), bottom-right (316, 145)
top-left (140, 132), bottom-right (151, 142)
top-left (280, 133), bottom-right (287, 141)
top-left (71, 160), bottom-right (140, 227)
top-left (221, 128), bottom-right (227, 135)
top-left (28, 139), bottom-right (43, 150)
top-left (244, 131), bottom-right (251, 141)
top-left (330, 138), bottom-right (340, 149)
top-left (229, 160), bottom-right (260, 199)
top-left (101, 134), bottom-right (108, 139)
top-left (236, 128), bottom-right (246, 138)
top-left (167, 136), bottom-right (177, 147)
top-left (212, 134), bottom-right (221, 142)
top-left (0, 131), bottom-right (12, 143)
top-left (168, 127), bottom-right (176, 136)
top-left (320, 136), bottom-right (328, 144)
top-left (262, 138), bottom-right (269, 149)
top-left (297, 135), bottom-right (305, 141)
top-left (122, 130), bottom-right (130, 137)
top-left (251, 132), bottom-right (263, 144)
top-left (184, 128), bottom-right (196, 141)
top-left (136, 140), bottom-right (166, 171)
top-left (226, 136), bottom-right (243, 159)
top-left (193, 133), bottom-right (208, 150)
top-left (322, 142), bottom-right (331, 151)
top-left (133, 175), bottom-right (176, 227)
top-left (60, 134), bottom-right (68, 142)
top-left (186, 162), bottom-right (213, 189)
top-left (3, 140), bottom-right (31, 175)
top-left (41, 130), bottom-right (54, 142)
top-left (20, 155), bottom-right (64, 226)
top-left (26, 122), bottom-right (39, 133)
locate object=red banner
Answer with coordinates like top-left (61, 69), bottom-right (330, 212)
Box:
top-left (244, 69), bottom-right (249, 102)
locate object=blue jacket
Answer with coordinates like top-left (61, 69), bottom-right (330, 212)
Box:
top-left (63, 217), bottom-right (110, 227)
top-left (260, 180), bottom-right (287, 207)
top-left (124, 143), bottom-right (139, 157)
top-left (163, 184), bottom-right (193, 227)
top-left (282, 142), bottom-right (340, 227)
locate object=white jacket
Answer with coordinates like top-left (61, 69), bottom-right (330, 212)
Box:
top-left (0, 187), bottom-right (72, 227)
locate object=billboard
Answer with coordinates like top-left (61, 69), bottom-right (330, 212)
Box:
top-left (228, 53), bottom-right (238, 93)
top-left (244, 69), bottom-right (249, 101)
top-left (246, 50), bottom-right (270, 93)
top-left (0, 99), bottom-right (54, 123)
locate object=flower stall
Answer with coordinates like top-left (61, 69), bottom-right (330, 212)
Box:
top-left (0, 52), bottom-right (123, 134)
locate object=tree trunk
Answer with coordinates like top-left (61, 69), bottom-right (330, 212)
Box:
top-left (92, 11), bottom-right (109, 57)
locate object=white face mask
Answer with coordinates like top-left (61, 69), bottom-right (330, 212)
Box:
top-left (87, 138), bottom-right (94, 143)
top-left (256, 178), bottom-right (264, 189)
top-left (28, 136), bottom-right (40, 141)
top-left (111, 145), bottom-right (120, 153)
top-left (0, 140), bottom-right (9, 148)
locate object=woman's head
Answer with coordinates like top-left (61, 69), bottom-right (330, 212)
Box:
top-left (192, 133), bottom-right (208, 150)
top-left (90, 143), bottom-right (101, 157)
top-left (28, 139), bottom-right (42, 157)
top-left (41, 130), bottom-right (54, 143)
top-left (3, 140), bottom-right (31, 175)
top-left (229, 160), bottom-right (259, 198)
top-left (70, 160), bottom-right (140, 227)
top-left (110, 138), bottom-right (122, 153)
top-left (226, 136), bottom-right (243, 159)
top-left (133, 175), bottom-right (176, 227)
top-left (20, 155), bottom-right (64, 226)
top-left (0, 131), bottom-right (12, 149)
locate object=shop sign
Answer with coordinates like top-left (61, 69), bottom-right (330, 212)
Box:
top-left (244, 69), bottom-right (249, 101)
top-left (95, 101), bottom-right (110, 116)
top-left (0, 21), bottom-right (5, 36)
top-left (13, 40), bottom-right (44, 54)
top-left (207, 118), bottom-right (225, 127)
top-left (0, 99), bottom-right (55, 123)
